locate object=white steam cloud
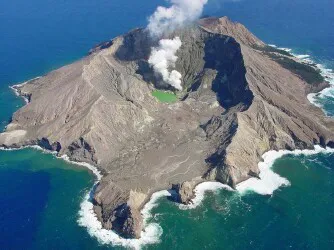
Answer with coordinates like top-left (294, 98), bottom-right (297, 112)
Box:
top-left (147, 0), bottom-right (208, 91)
top-left (148, 0), bottom-right (208, 37)
top-left (148, 37), bottom-right (183, 90)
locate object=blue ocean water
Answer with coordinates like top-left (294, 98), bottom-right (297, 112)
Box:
top-left (0, 0), bottom-right (333, 249)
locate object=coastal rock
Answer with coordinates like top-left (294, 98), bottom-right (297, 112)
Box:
top-left (1, 16), bottom-right (333, 238)
top-left (173, 181), bottom-right (197, 204)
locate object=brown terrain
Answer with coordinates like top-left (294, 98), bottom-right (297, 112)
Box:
top-left (0, 17), bottom-right (333, 238)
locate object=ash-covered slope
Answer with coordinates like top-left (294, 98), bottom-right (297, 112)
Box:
top-left (1, 17), bottom-right (333, 238)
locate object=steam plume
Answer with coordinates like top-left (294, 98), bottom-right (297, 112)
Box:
top-left (148, 0), bottom-right (208, 37)
top-left (148, 37), bottom-right (182, 90)
top-left (147, 0), bottom-right (208, 91)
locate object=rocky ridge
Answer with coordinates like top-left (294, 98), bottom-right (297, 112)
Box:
top-left (1, 17), bottom-right (333, 238)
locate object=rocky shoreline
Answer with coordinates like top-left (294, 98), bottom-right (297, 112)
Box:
top-left (1, 17), bottom-right (333, 239)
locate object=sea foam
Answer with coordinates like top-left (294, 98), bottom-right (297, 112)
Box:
top-left (60, 155), bottom-right (103, 181)
top-left (0, 145), bottom-right (164, 249)
top-left (2, 81), bottom-right (171, 249)
top-left (295, 54), bottom-right (311, 59)
top-left (77, 189), bottom-right (171, 250)
top-left (307, 63), bottom-right (334, 113)
top-left (179, 182), bottom-right (233, 210)
top-left (236, 145), bottom-right (334, 195)
top-left (9, 76), bottom-right (41, 104)
top-left (0, 145), bottom-right (55, 153)
top-left (2, 144), bottom-right (333, 249)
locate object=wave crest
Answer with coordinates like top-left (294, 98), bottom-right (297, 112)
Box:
top-left (236, 145), bottom-right (334, 195)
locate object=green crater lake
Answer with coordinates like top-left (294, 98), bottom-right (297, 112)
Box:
top-left (152, 90), bottom-right (178, 103)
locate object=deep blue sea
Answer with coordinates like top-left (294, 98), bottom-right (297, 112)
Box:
top-left (0, 0), bottom-right (333, 249)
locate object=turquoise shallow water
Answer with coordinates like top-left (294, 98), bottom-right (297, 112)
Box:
top-left (146, 153), bottom-right (334, 250)
top-left (0, 0), bottom-right (334, 249)
top-left (0, 148), bottom-right (102, 250)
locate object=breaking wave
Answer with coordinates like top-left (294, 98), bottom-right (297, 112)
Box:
top-left (0, 145), bottom-right (103, 180)
top-left (236, 145), bottom-right (334, 195)
top-left (179, 182), bottom-right (233, 210)
top-left (0, 145), bottom-right (55, 153)
top-left (77, 190), bottom-right (170, 250)
top-left (9, 76), bottom-right (41, 104)
top-left (0, 145), bottom-right (166, 249)
top-left (60, 154), bottom-right (103, 181)
top-left (2, 144), bottom-right (334, 249)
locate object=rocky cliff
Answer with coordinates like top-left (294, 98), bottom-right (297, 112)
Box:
top-left (1, 17), bottom-right (333, 238)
